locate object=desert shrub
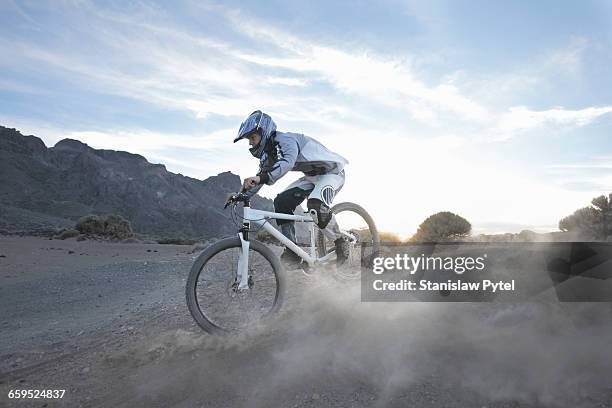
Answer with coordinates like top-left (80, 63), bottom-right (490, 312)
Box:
top-left (411, 211), bottom-right (471, 242)
top-left (76, 214), bottom-right (134, 240)
top-left (76, 215), bottom-right (105, 235)
top-left (103, 214), bottom-right (133, 240)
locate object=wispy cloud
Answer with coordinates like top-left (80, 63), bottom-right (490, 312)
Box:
top-left (230, 18), bottom-right (490, 122)
top-left (4, 1), bottom-right (609, 140)
top-left (545, 164), bottom-right (612, 169)
top-left (496, 106), bottom-right (612, 139)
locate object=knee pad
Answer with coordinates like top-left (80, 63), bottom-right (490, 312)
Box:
top-left (307, 198), bottom-right (332, 229)
top-left (274, 188), bottom-right (309, 225)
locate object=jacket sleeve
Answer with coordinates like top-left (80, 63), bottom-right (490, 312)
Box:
top-left (258, 135), bottom-right (298, 185)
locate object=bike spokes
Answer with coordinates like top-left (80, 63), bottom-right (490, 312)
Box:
top-left (317, 203), bottom-right (379, 281)
top-left (194, 246), bottom-right (278, 332)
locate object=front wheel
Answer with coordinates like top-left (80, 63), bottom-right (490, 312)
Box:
top-left (317, 202), bottom-right (380, 280)
top-left (186, 237), bottom-right (285, 334)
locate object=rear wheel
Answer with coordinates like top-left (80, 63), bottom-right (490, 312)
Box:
top-left (316, 202), bottom-right (380, 280)
top-left (186, 237), bottom-right (285, 334)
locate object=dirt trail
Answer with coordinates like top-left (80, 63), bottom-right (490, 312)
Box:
top-left (1, 236), bottom-right (612, 407)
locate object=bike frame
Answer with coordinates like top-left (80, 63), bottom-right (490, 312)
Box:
top-left (235, 206), bottom-right (338, 289)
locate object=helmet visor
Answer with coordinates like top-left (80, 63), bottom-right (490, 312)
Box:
top-left (233, 112), bottom-right (261, 143)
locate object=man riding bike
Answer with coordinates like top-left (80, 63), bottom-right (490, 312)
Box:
top-left (234, 110), bottom-right (350, 267)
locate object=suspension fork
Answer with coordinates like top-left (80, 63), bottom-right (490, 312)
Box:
top-left (237, 222), bottom-right (250, 289)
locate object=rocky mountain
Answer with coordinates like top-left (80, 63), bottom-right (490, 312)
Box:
top-left (0, 126), bottom-right (272, 239)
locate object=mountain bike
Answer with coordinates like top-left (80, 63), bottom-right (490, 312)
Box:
top-left (186, 192), bottom-right (379, 334)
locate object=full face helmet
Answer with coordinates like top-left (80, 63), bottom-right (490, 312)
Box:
top-left (233, 110), bottom-right (277, 158)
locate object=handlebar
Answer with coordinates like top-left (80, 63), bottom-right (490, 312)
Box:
top-left (224, 192), bottom-right (251, 208)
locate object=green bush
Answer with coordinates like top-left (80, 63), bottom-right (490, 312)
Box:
top-left (559, 194), bottom-right (612, 240)
top-left (76, 214), bottom-right (134, 240)
top-left (76, 215), bottom-right (105, 235)
top-left (411, 211), bottom-right (471, 242)
top-left (103, 214), bottom-right (133, 240)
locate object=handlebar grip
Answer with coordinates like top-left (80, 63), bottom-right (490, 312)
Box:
top-left (224, 193), bottom-right (236, 209)
top-left (223, 192), bottom-right (250, 209)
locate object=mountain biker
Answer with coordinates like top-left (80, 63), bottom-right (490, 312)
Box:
top-left (233, 110), bottom-right (350, 267)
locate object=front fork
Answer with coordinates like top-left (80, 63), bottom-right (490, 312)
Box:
top-left (236, 223), bottom-right (251, 290)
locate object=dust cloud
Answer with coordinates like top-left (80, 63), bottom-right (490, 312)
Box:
top-left (117, 270), bottom-right (612, 407)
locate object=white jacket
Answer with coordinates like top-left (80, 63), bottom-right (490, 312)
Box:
top-left (257, 132), bottom-right (348, 185)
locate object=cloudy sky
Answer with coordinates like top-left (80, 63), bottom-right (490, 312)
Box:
top-left (1, 0), bottom-right (611, 237)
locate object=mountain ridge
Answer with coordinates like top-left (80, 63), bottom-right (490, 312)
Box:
top-left (0, 125), bottom-right (272, 239)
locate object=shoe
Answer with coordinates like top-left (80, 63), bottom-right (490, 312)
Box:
top-left (334, 237), bottom-right (350, 266)
top-left (280, 248), bottom-right (302, 268)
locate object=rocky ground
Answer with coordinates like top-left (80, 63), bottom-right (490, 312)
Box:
top-left (1, 236), bottom-right (612, 408)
